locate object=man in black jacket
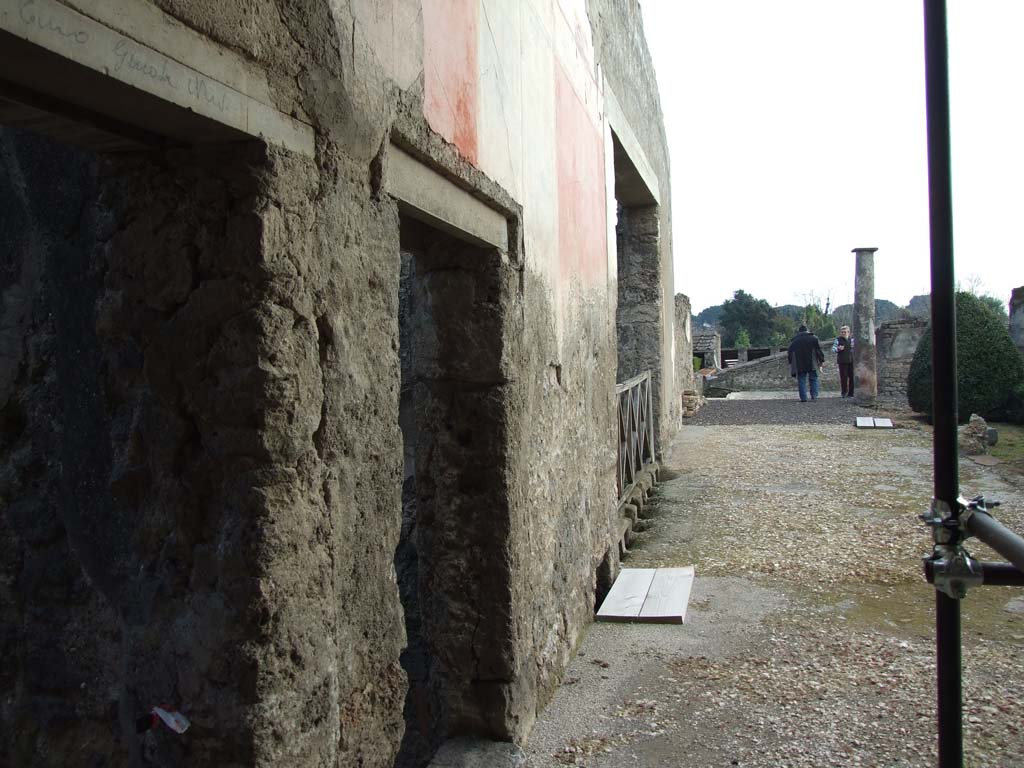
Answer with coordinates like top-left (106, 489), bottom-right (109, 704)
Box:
top-left (787, 324), bottom-right (825, 402)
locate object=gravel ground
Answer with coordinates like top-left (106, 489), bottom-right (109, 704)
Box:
top-left (686, 395), bottom-right (873, 426)
top-left (523, 404), bottom-right (1024, 768)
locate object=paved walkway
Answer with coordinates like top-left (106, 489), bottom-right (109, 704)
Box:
top-left (523, 399), bottom-right (1024, 767)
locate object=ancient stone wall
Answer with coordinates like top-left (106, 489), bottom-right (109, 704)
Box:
top-left (673, 294), bottom-right (696, 396)
top-left (708, 343), bottom-right (841, 393)
top-left (673, 294), bottom-right (703, 416)
top-left (617, 205), bottom-right (663, 410)
top-left (1, 2), bottom-right (676, 766)
top-left (877, 318), bottom-right (929, 405)
top-left (589, 0), bottom-right (679, 443)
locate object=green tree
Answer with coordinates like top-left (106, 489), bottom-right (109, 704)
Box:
top-left (735, 328), bottom-right (751, 347)
top-left (768, 313), bottom-right (798, 346)
top-left (803, 304), bottom-right (837, 340)
top-left (907, 292), bottom-right (1024, 423)
top-left (720, 290), bottom-right (775, 346)
top-left (977, 294), bottom-right (1009, 322)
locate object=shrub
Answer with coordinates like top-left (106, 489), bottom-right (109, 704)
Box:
top-left (990, 381), bottom-right (1024, 425)
top-left (907, 292), bottom-right (1024, 423)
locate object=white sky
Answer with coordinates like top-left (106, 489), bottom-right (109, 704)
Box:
top-left (640, 1), bottom-right (1024, 314)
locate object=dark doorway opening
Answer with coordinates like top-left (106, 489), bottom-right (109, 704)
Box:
top-left (394, 214), bottom-right (513, 766)
top-left (611, 132), bottom-right (663, 455)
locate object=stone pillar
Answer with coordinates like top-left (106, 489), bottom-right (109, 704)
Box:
top-left (1010, 286), bottom-right (1024, 357)
top-left (852, 247), bottom-right (879, 405)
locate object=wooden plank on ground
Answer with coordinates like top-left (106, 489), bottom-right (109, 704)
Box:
top-left (637, 566), bottom-right (694, 624)
top-left (596, 568), bottom-right (655, 621)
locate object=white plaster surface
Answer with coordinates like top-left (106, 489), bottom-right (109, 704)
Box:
top-left (353, 0), bottom-right (423, 91)
top-left (477, 0), bottom-right (523, 202)
top-left (519, 1), bottom-right (560, 328)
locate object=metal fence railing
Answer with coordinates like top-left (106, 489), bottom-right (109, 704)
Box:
top-left (616, 370), bottom-right (654, 507)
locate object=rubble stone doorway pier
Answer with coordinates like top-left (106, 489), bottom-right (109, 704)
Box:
top-left (395, 214), bottom-right (517, 766)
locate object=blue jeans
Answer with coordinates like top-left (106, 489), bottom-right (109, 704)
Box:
top-left (797, 370), bottom-right (819, 401)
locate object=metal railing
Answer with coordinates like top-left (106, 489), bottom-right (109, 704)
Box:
top-left (616, 370), bottom-right (655, 507)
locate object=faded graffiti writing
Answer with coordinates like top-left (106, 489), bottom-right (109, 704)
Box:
top-left (18, 0), bottom-right (89, 44)
top-left (187, 75), bottom-right (229, 113)
top-left (112, 39), bottom-right (176, 88)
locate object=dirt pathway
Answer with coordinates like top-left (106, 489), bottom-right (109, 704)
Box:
top-left (523, 401), bottom-right (1024, 767)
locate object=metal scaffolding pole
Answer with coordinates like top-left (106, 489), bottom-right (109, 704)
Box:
top-left (923, 1), bottom-right (961, 765)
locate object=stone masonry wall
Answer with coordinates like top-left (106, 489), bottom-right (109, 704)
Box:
top-left (673, 294), bottom-right (696, 395)
top-left (2, 1), bottom-right (676, 765)
top-left (708, 342), bottom-right (841, 393)
top-left (590, 0), bottom-right (679, 445)
top-left (2, 126), bottom-right (409, 767)
top-left (877, 318), bottom-right (929, 405)
top-left (616, 205), bottom-right (664, 442)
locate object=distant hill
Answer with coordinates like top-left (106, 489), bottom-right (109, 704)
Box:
top-left (831, 299), bottom-right (901, 329)
top-left (774, 304), bottom-right (805, 321)
top-left (695, 305), bottom-right (723, 327)
top-left (907, 294), bottom-right (930, 318)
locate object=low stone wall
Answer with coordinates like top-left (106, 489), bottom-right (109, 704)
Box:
top-left (706, 342), bottom-right (840, 393)
top-left (877, 318), bottom-right (928, 405)
top-left (707, 321), bottom-right (930, 402)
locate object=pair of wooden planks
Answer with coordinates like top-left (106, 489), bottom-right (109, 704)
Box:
top-left (596, 566), bottom-right (694, 624)
top-left (856, 416), bottom-right (894, 429)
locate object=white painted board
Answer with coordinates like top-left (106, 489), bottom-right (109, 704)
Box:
top-left (855, 416), bottom-right (875, 428)
top-left (873, 418), bottom-right (894, 428)
top-left (596, 568), bottom-right (655, 621)
top-left (637, 567), bottom-right (694, 624)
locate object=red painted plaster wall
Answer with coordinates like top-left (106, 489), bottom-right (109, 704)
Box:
top-left (423, 0), bottom-right (479, 164)
top-left (555, 62), bottom-right (607, 286)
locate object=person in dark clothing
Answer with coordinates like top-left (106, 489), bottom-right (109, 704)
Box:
top-left (787, 324), bottom-right (825, 402)
top-left (832, 325), bottom-right (855, 397)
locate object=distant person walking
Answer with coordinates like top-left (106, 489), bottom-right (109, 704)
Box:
top-left (788, 324), bottom-right (825, 402)
top-left (832, 325), bottom-right (855, 398)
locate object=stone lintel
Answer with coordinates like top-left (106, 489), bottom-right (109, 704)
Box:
top-left (0, 0), bottom-right (314, 155)
top-left (603, 77), bottom-right (660, 206)
top-left (387, 143), bottom-right (509, 252)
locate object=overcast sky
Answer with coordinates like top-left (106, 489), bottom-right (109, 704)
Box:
top-left (641, 1), bottom-right (1023, 314)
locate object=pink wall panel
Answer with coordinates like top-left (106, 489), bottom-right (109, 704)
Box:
top-left (555, 62), bottom-right (607, 286)
top-left (423, 0), bottom-right (479, 164)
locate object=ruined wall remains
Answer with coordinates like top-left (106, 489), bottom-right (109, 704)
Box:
top-left (1, 1), bottom-right (678, 766)
top-left (674, 294), bottom-right (701, 416)
top-left (589, 0), bottom-right (679, 444)
top-left (694, 330), bottom-right (721, 370)
top-left (673, 294), bottom-right (696, 393)
top-left (709, 321), bottom-right (930, 403)
top-left (1011, 287), bottom-right (1024, 357)
top-left (877, 318), bottom-right (929, 405)
top-left (617, 206), bottom-right (662, 390)
top-left (708, 343), bottom-right (841, 393)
